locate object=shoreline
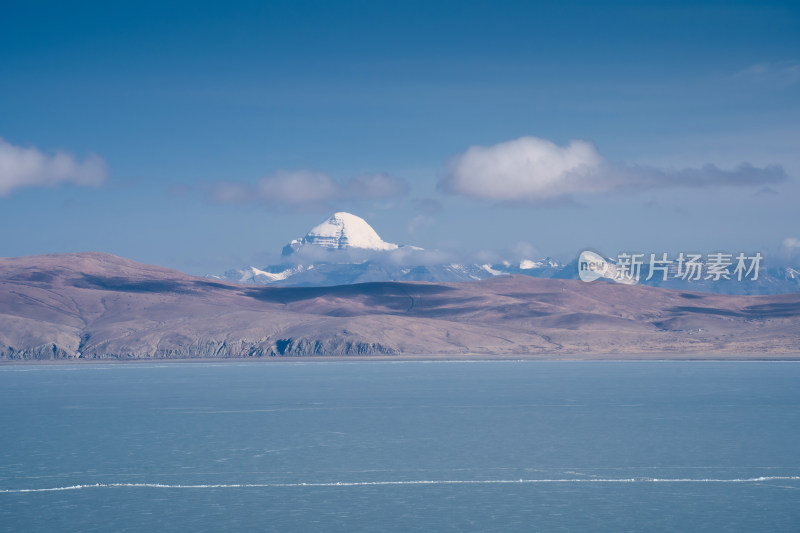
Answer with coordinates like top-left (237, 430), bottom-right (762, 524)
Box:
top-left (3, 352), bottom-right (800, 365)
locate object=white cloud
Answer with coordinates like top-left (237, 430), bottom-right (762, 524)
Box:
top-left (209, 170), bottom-right (409, 207)
top-left (208, 181), bottom-right (251, 203)
top-left (443, 137), bottom-right (604, 201)
top-left (509, 241), bottom-right (540, 261)
top-left (440, 136), bottom-right (787, 204)
top-left (470, 242), bottom-right (542, 265)
top-left (783, 237), bottom-right (800, 250)
top-left (0, 138), bottom-right (107, 197)
top-left (257, 170), bottom-right (338, 205)
top-left (781, 237), bottom-right (800, 261)
top-left (283, 244), bottom-right (455, 267)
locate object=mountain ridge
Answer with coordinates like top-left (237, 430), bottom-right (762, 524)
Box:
top-left (2, 251), bottom-right (799, 360)
top-left (216, 212), bottom-right (800, 295)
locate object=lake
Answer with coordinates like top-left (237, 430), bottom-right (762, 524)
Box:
top-left (1, 360), bottom-right (798, 531)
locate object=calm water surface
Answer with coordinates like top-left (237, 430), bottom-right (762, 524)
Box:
top-left (1, 360), bottom-right (798, 532)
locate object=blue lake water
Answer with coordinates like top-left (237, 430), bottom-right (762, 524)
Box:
top-left (1, 360), bottom-right (799, 532)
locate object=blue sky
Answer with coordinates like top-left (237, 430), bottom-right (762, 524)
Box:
top-left (1, 0), bottom-right (799, 274)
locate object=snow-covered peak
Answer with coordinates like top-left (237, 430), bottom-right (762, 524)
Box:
top-left (217, 265), bottom-right (306, 284)
top-left (284, 212), bottom-right (399, 255)
top-left (519, 258), bottom-right (560, 270)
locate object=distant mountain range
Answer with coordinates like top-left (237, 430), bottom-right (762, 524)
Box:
top-left (213, 212), bottom-right (800, 295)
top-left (3, 252), bottom-right (799, 359)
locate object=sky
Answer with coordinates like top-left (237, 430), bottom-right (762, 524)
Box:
top-left (1, 0), bottom-right (799, 274)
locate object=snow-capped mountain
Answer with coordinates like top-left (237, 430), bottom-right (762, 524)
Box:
top-left (222, 265), bottom-right (308, 284)
top-left (212, 212), bottom-right (800, 294)
top-left (282, 212), bottom-right (399, 256)
top-left (215, 211), bottom-right (524, 286)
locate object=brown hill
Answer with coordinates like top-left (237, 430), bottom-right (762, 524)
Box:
top-left (1, 252), bottom-right (799, 360)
